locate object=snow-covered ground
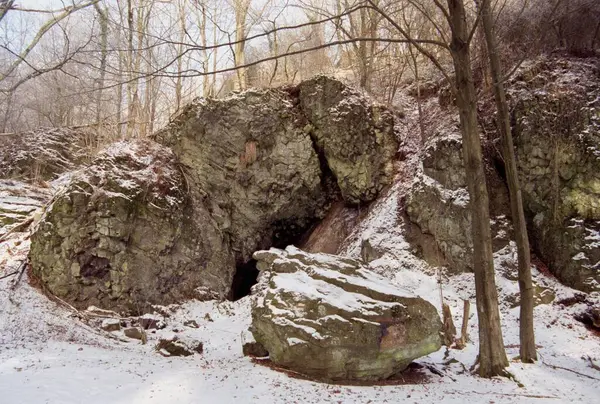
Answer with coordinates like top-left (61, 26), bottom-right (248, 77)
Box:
top-left (1, 184), bottom-right (599, 403)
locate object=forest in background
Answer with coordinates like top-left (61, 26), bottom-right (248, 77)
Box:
top-left (0, 0), bottom-right (598, 138)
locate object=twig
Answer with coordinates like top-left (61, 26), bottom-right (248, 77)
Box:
top-left (9, 260), bottom-right (27, 290)
top-left (0, 270), bottom-right (18, 280)
top-left (584, 356), bottom-right (600, 372)
top-left (542, 358), bottom-right (600, 381)
top-left (457, 390), bottom-right (558, 399)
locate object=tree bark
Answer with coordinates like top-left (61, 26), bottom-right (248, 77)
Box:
top-left (479, 0), bottom-right (536, 363)
top-left (94, 2), bottom-right (109, 125)
top-left (446, 0), bottom-right (508, 378)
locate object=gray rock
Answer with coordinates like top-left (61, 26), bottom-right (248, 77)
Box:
top-left (29, 140), bottom-right (233, 312)
top-left (100, 318), bottom-right (121, 332)
top-left (156, 336), bottom-right (203, 356)
top-left (298, 76), bottom-right (399, 204)
top-left (124, 327), bottom-right (144, 340)
top-left (250, 246), bottom-right (442, 381)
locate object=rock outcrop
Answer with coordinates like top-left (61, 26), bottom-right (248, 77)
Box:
top-left (298, 76), bottom-right (398, 203)
top-left (509, 57), bottom-right (600, 292)
top-left (406, 125), bottom-right (511, 273)
top-left (0, 127), bottom-right (94, 182)
top-left (29, 77), bottom-right (400, 310)
top-left (29, 140), bottom-right (234, 311)
top-left (0, 180), bottom-right (52, 236)
top-left (250, 246), bottom-right (442, 381)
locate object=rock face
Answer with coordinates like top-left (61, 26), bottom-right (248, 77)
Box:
top-left (250, 246), bottom-right (442, 381)
top-left (509, 57), bottom-right (600, 291)
top-left (406, 127), bottom-right (511, 273)
top-left (29, 76), bottom-right (400, 311)
top-left (29, 140), bottom-right (234, 311)
top-left (0, 127), bottom-right (94, 182)
top-left (155, 76), bottom-right (399, 264)
top-left (298, 76), bottom-right (398, 203)
top-left (154, 89), bottom-right (326, 264)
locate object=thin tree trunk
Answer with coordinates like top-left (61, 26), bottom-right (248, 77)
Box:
top-left (478, 0), bottom-right (536, 363)
top-left (94, 2), bottom-right (109, 126)
top-left (447, 0), bottom-right (508, 378)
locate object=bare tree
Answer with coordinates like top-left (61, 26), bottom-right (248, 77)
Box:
top-left (477, 0), bottom-right (536, 363)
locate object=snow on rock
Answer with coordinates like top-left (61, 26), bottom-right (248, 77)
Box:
top-left (28, 140), bottom-right (234, 312)
top-left (249, 246), bottom-right (442, 381)
top-left (0, 180), bottom-right (52, 235)
top-left (0, 127), bottom-right (95, 182)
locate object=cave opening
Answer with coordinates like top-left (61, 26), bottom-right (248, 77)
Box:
top-left (229, 259), bottom-right (259, 301)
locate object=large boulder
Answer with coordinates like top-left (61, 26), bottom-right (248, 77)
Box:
top-left (154, 89), bottom-right (327, 264)
top-left (155, 76), bottom-right (399, 264)
top-left (29, 77), bottom-right (400, 310)
top-left (298, 76), bottom-right (398, 203)
top-left (29, 140), bottom-right (234, 312)
top-left (509, 57), bottom-right (600, 291)
top-left (250, 246), bottom-right (442, 381)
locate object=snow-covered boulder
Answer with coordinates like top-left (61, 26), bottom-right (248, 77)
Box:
top-left (250, 246), bottom-right (442, 381)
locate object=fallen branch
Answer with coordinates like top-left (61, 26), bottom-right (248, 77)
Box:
top-left (0, 270), bottom-right (18, 280)
top-left (458, 390), bottom-right (558, 399)
top-left (585, 356), bottom-right (600, 372)
top-left (9, 260), bottom-right (27, 290)
top-left (542, 358), bottom-right (600, 381)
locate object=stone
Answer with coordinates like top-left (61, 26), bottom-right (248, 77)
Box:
top-left (241, 329), bottom-right (269, 357)
top-left (183, 320), bottom-right (199, 329)
top-left (250, 246), bottom-right (442, 381)
top-left (100, 318), bottom-right (121, 332)
top-left (124, 327), bottom-right (144, 340)
top-left (156, 336), bottom-right (203, 356)
top-left (574, 305), bottom-right (600, 330)
top-left (29, 140), bottom-right (233, 312)
top-left (298, 76), bottom-right (399, 204)
top-left (139, 313), bottom-right (166, 330)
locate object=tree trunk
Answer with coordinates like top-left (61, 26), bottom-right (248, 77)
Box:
top-left (446, 0), bottom-right (508, 378)
top-left (94, 2), bottom-right (109, 126)
top-left (234, 0), bottom-right (250, 91)
top-left (479, 0), bottom-right (536, 363)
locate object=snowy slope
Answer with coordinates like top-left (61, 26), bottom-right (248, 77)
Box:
top-left (1, 180), bottom-right (599, 404)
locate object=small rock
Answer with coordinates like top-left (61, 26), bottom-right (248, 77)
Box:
top-left (139, 313), bottom-right (166, 330)
top-left (575, 305), bottom-right (600, 330)
top-left (183, 320), bottom-right (199, 329)
top-left (242, 341), bottom-right (269, 358)
top-left (241, 329), bottom-right (269, 357)
top-left (155, 336), bottom-right (203, 357)
top-left (100, 318), bottom-right (121, 332)
top-left (204, 313), bottom-right (214, 322)
top-left (124, 327), bottom-right (144, 340)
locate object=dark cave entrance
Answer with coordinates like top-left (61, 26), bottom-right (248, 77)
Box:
top-left (228, 217), bottom-right (323, 301)
top-left (229, 259), bottom-right (259, 301)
